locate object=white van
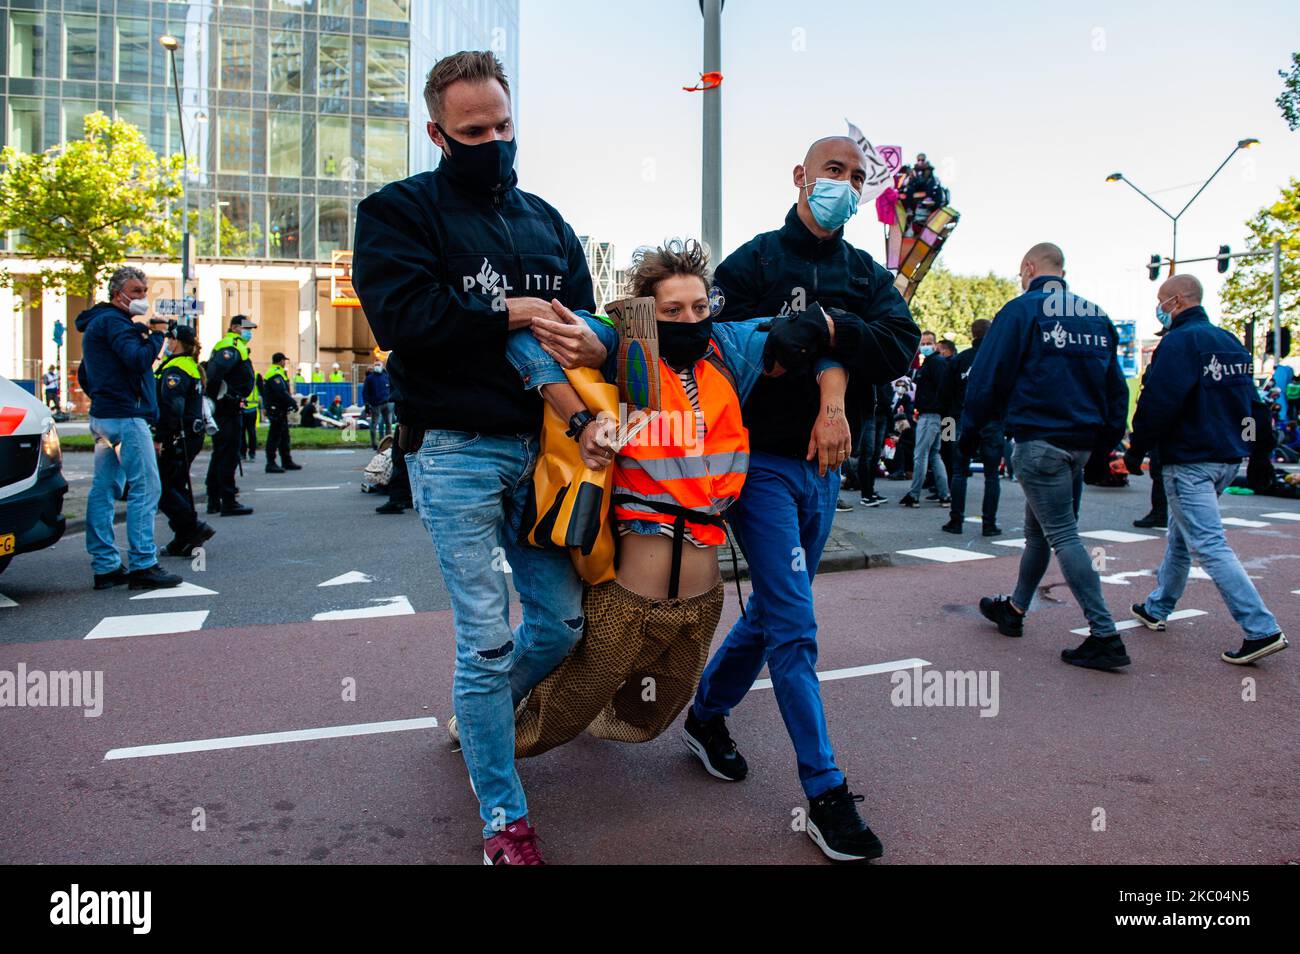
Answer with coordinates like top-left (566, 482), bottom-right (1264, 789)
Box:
top-left (0, 375), bottom-right (67, 575)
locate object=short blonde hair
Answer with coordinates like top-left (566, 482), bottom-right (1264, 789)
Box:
top-left (423, 51), bottom-right (510, 122)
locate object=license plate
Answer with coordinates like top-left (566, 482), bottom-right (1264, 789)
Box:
top-left (0, 533), bottom-right (13, 556)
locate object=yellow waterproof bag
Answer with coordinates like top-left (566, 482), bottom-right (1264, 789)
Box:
top-left (522, 366), bottom-right (618, 585)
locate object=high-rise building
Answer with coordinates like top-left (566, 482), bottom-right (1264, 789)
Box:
top-left (579, 235), bottom-right (617, 312)
top-left (0, 0), bottom-right (519, 399)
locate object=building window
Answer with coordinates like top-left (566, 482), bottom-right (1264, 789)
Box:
top-left (115, 19), bottom-right (150, 84)
top-left (318, 197), bottom-right (349, 257)
top-left (317, 115), bottom-right (352, 179)
top-left (269, 113), bottom-right (301, 177)
top-left (271, 0), bottom-right (311, 10)
top-left (366, 39), bottom-right (407, 104)
top-left (320, 0), bottom-right (352, 15)
top-left (369, 0), bottom-right (410, 20)
top-left (221, 27), bottom-right (253, 90)
top-left (318, 34), bottom-right (350, 99)
top-left (270, 31), bottom-right (303, 94)
top-left (62, 101), bottom-right (96, 142)
top-left (115, 104), bottom-right (153, 149)
top-left (64, 16), bottom-right (97, 81)
top-left (8, 13), bottom-right (45, 79)
top-left (270, 195), bottom-right (300, 260)
top-left (219, 110), bottom-right (253, 173)
top-left (365, 120), bottom-right (407, 184)
top-left (8, 99), bottom-right (43, 153)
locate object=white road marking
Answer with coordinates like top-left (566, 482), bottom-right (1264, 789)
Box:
top-left (993, 538), bottom-right (1027, 549)
top-left (312, 595), bottom-right (414, 621)
top-left (750, 657), bottom-right (931, 691)
top-left (1079, 530), bottom-right (1160, 543)
top-left (103, 716), bottom-right (439, 761)
top-left (85, 610), bottom-right (209, 640)
top-left (897, 546), bottom-right (995, 563)
top-left (1262, 512), bottom-right (1300, 522)
top-left (965, 517), bottom-right (982, 524)
top-left (0, 592), bottom-right (16, 609)
top-left (1099, 569), bottom-right (1153, 585)
top-left (1189, 566), bottom-right (1212, 580)
top-left (1220, 517), bottom-right (1271, 528)
top-left (1071, 608), bottom-right (1206, 635)
top-left (255, 485), bottom-right (341, 492)
top-left (319, 450), bottom-right (360, 456)
top-left (319, 570), bottom-right (374, 587)
top-left (129, 582), bottom-right (218, 600)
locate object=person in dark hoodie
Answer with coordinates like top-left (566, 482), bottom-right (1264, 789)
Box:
top-left (963, 243), bottom-right (1130, 670)
top-left (76, 266), bottom-right (183, 591)
top-left (943, 318), bottom-right (1003, 535)
top-left (683, 135), bottom-right (920, 863)
top-left (351, 50), bottom-right (606, 866)
top-left (1125, 274), bottom-right (1287, 665)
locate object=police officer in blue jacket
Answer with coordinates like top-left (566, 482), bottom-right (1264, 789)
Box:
top-left (962, 243), bottom-right (1131, 669)
top-left (1124, 274), bottom-right (1288, 665)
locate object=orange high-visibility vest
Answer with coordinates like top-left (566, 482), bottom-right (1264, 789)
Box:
top-left (613, 342), bottom-right (749, 546)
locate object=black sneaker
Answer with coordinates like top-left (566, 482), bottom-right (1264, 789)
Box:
top-left (682, 709), bottom-right (747, 782)
top-left (899, 494), bottom-right (919, 508)
top-left (265, 463), bottom-right (285, 474)
top-left (1221, 632), bottom-right (1289, 665)
top-left (219, 503), bottom-right (254, 516)
top-left (937, 496), bottom-right (951, 506)
top-left (941, 516), bottom-right (963, 534)
top-left (375, 500), bottom-right (407, 514)
top-left (1133, 511), bottom-right (1168, 529)
top-left (128, 564), bottom-right (183, 590)
top-left (283, 461), bottom-right (303, 471)
top-left (206, 500), bottom-right (220, 514)
top-left (982, 525), bottom-right (1003, 537)
top-left (1061, 635), bottom-right (1131, 670)
top-left (979, 595), bottom-right (1024, 637)
top-left (835, 497), bottom-right (853, 513)
top-left (806, 783), bottom-right (883, 862)
top-left (1130, 602), bottom-right (1165, 631)
top-left (163, 523), bottom-right (214, 558)
top-left (925, 492), bottom-right (940, 501)
top-left (861, 493), bottom-right (885, 507)
top-left (93, 566), bottom-right (128, 590)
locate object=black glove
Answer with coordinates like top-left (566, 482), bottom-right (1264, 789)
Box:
top-left (1246, 454), bottom-right (1274, 492)
top-left (1122, 449), bottom-right (1145, 478)
top-left (761, 302), bottom-right (831, 376)
top-left (958, 427), bottom-right (980, 459)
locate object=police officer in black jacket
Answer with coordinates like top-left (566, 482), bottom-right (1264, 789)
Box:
top-left (153, 324), bottom-right (215, 556)
top-left (351, 51), bottom-right (606, 865)
top-left (684, 135), bottom-right (919, 863)
top-left (204, 315), bottom-right (257, 516)
top-left (261, 352), bottom-right (301, 473)
top-left (943, 319), bottom-right (1004, 535)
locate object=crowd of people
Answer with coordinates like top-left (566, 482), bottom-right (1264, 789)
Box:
top-left (75, 48), bottom-right (1291, 866)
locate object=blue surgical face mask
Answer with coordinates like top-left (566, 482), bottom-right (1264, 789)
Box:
top-left (1155, 296), bottom-right (1176, 328)
top-left (919, 345), bottom-right (935, 357)
top-left (803, 176), bottom-right (860, 231)
top-left (240, 330), bottom-right (253, 342)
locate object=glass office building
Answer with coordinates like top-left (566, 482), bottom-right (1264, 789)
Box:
top-left (0, 0), bottom-right (520, 393)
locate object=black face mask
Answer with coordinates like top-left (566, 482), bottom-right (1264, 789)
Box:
top-left (657, 318), bottom-right (712, 372)
top-left (435, 123), bottom-right (517, 194)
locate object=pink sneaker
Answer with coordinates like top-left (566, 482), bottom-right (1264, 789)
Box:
top-left (483, 819), bottom-right (545, 865)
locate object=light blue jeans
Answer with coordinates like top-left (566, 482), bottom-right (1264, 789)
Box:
top-left (85, 416), bottom-right (161, 574)
top-left (1144, 462), bottom-right (1279, 639)
top-left (908, 412), bottom-right (949, 500)
top-left (1010, 440), bottom-right (1117, 637)
top-left (406, 429), bottom-right (584, 837)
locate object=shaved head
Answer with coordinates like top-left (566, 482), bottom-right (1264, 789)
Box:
top-left (804, 136), bottom-right (864, 169)
top-left (1017, 242), bottom-right (1065, 290)
top-left (793, 136), bottom-right (869, 237)
top-left (1159, 273), bottom-right (1203, 304)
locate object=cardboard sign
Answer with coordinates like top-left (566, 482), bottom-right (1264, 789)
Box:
top-left (604, 296), bottom-right (660, 412)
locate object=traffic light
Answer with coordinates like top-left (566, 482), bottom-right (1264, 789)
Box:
top-left (1263, 326), bottom-right (1292, 358)
top-left (1216, 245), bottom-right (1231, 273)
top-left (1147, 254), bottom-right (1162, 281)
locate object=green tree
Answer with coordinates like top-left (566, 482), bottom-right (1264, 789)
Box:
top-left (1277, 52), bottom-right (1300, 132)
top-left (0, 111), bottom-right (182, 300)
top-left (1219, 177), bottom-right (1299, 338)
top-left (907, 265), bottom-right (1020, 346)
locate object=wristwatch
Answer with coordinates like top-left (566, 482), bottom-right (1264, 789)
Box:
top-left (565, 409), bottom-right (596, 441)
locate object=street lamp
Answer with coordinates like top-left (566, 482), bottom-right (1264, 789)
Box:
top-left (159, 34), bottom-right (191, 296)
top-left (699, 0), bottom-right (724, 255)
top-left (1105, 138), bottom-right (1260, 274)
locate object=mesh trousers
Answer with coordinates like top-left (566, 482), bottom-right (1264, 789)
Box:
top-left (515, 580), bottom-right (724, 758)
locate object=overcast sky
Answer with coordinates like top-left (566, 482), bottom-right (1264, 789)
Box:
top-left (509, 0), bottom-right (1300, 338)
